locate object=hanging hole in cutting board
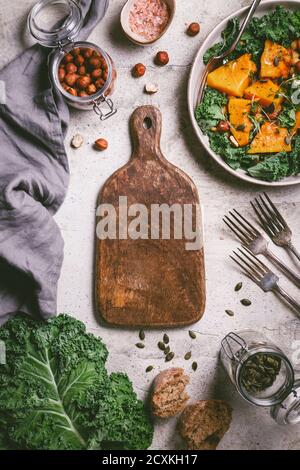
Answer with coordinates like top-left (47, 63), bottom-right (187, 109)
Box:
top-left (143, 117), bottom-right (152, 129)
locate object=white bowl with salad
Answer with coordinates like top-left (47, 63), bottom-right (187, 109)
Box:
top-left (188, 0), bottom-right (300, 186)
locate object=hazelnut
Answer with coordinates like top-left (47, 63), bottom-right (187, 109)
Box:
top-left (76, 75), bottom-right (92, 89)
top-left (63, 53), bottom-right (73, 64)
top-left (87, 83), bottom-right (97, 95)
top-left (295, 61), bottom-right (300, 73)
top-left (72, 47), bottom-right (81, 57)
top-left (78, 90), bottom-right (89, 97)
top-left (95, 78), bottom-right (105, 89)
top-left (94, 138), bottom-right (108, 151)
top-left (132, 63), bottom-right (146, 78)
top-left (58, 68), bottom-right (66, 82)
top-left (217, 120), bottom-right (230, 132)
top-left (145, 82), bottom-right (158, 94)
top-left (89, 57), bottom-right (102, 68)
top-left (155, 51), bottom-right (169, 66)
top-left (187, 22), bottom-right (200, 36)
top-left (78, 65), bottom-right (86, 75)
top-left (71, 134), bottom-right (84, 148)
top-left (102, 70), bottom-right (108, 81)
top-left (75, 55), bottom-right (85, 66)
top-left (91, 68), bottom-right (102, 79)
top-left (83, 48), bottom-right (93, 58)
top-left (65, 73), bottom-right (78, 86)
top-left (65, 63), bottom-right (78, 74)
top-left (67, 87), bottom-right (78, 96)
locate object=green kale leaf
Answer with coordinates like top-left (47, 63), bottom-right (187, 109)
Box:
top-left (247, 153), bottom-right (290, 181)
top-left (195, 87), bottom-right (227, 133)
top-left (0, 314), bottom-right (153, 450)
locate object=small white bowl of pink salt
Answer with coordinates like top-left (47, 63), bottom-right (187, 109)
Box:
top-left (121, 0), bottom-right (176, 45)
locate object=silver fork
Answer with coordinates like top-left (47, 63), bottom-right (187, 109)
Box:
top-left (231, 247), bottom-right (300, 317)
top-left (223, 209), bottom-right (300, 288)
top-left (251, 193), bottom-right (300, 262)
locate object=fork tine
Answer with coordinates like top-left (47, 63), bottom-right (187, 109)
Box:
top-left (229, 254), bottom-right (259, 285)
top-left (238, 246), bottom-right (268, 274)
top-left (263, 192), bottom-right (287, 228)
top-left (223, 216), bottom-right (250, 244)
top-left (232, 250), bottom-right (262, 280)
top-left (250, 200), bottom-right (275, 238)
top-left (231, 209), bottom-right (260, 237)
top-left (255, 197), bottom-right (278, 235)
top-left (259, 194), bottom-right (283, 231)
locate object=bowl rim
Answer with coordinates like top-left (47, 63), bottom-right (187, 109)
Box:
top-left (188, 0), bottom-right (300, 187)
top-left (120, 0), bottom-right (176, 46)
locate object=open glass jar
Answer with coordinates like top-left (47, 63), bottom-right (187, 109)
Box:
top-left (28, 0), bottom-right (117, 120)
top-left (220, 330), bottom-right (300, 425)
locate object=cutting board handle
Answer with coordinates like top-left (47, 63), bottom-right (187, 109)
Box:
top-left (130, 106), bottom-right (164, 162)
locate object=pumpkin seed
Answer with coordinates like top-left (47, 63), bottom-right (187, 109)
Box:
top-left (236, 124), bottom-right (246, 131)
top-left (146, 366), bottom-right (154, 373)
top-left (285, 136), bottom-right (291, 145)
top-left (241, 299), bottom-right (252, 306)
top-left (184, 351), bottom-right (192, 360)
top-left (225, 309), bottom-right (235, 317)
top-left (189, 331), bottom-right (196, 339)
top-left (164, 346), bottom-right (170, 355)
top-left (241, 352), bottom-right (281, 393)
top-left (165, 352), bottom-right (174, 362)
top-left (158, 341), bottom-right (166, 351)
top-left (235, 282), bottom-right (243, 292)
top-left (192, 361), bottom-right (198, 371)
top-left (139, 329), bottom-right (145, 341)
top-left (274, 56), bottom-right (280, 66)
top-left (163, 334), bottom-right (170, 344)
top-left (136, 343), bottom-right (145, 349)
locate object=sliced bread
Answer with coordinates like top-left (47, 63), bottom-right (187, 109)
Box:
top-left (151, 368), bottom-right (190, 418)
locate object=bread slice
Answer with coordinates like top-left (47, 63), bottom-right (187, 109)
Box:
top-left (151, 368), bottom-right (190, 418)
top-left (178, 400), bottom-right (232, 450)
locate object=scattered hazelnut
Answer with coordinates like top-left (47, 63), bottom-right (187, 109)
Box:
top-left (132, 63), bottom-right (146, 78)
top-left (76, 75), bottom-right (92, 89)
top-left (145, 82), bottom-right (159, 94)
top-left (292, 50), bottom-right (300, 65)
top-left (58, 68), bottom-right (66, 82)
top-left (229, 135), bottom-right (239, 148)
top-left (95, 138), bottom-right (108, 151)
top-left (63, 53), bottom-right (73, 64)
top-left (71, 134), bottom-right (84, 149)
top-left (187, 22), bottom-right (200, 36)
top-left (65, 63), bottom-right (78, 74)
top-left (90, 57), bottom-right (102, 68)
top-left (155, 51), bottom-right (169, 66)
top-left (65, 73), bottom-right (78, 86)
top-left (91, 68), bottom-right (102, 79)
top-left (217, 120), bottom-right (230, 132)
top-left (75, 55), bottom-right (85, 66)
top-left (87, 83), bottom-right (97, 95)
top-left (295, 61), bottom-right (300, 73)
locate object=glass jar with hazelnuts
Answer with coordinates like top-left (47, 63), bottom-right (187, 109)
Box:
top-left (28, 0), bottom-right (117, 120)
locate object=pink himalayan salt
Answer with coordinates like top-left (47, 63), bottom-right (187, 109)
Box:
top-left (129, 0), bottom-right (170, 41)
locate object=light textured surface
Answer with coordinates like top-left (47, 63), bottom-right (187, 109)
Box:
top-left (1, 0), bottom-right (300, 450)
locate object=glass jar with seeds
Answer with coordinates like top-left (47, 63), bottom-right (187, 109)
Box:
top-left (220, 330), bottom-right (300, 425)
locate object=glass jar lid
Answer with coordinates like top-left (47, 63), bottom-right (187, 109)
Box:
top-left (271, 379), bottom-right (300, 425)
top-left (28, 0), bottom-right (83, 48)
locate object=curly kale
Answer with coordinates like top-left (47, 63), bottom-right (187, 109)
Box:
top-left (0, 314), bottom-right (153, 450)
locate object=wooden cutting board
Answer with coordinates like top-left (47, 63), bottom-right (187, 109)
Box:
top-left (95, 106), bottom-right (205, 327)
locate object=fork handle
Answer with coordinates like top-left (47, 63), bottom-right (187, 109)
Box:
top-left (275, 285), bottom-right (300, 317)
top-left (266, 249), bottom-right (300, 288)
top-left (287, 242), bottom-right (300, 263)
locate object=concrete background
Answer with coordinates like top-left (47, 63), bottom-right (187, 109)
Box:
top-left (1, 0), bottom-right (300, 450)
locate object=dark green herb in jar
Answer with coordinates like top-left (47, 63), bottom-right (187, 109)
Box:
top-left (241, 352), bottom-right (282, 394)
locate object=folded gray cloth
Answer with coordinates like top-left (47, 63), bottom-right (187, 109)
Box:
top-left (0, 0), bottom-right (109, 324)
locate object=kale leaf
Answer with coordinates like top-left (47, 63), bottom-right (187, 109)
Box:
top-left (0, 314), bottom-right (153, 450)
top-left (278, 104), bottom-right (296, 129)
top-left (195, 87), bottom-right (227, 133)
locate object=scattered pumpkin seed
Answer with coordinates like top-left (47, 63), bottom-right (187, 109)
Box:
top-left (165, 352), bottom-right (174, 362)
top-left (285, 136), bottom-right (291, 145)
top-left (136, 343), bottom-right (145, 349)
top-left (225, 309), bottom-right (235, 317)
top-left (189, 331), bottom-right (196, 339)
top-left (236, 124), bottom-right (246, 131)
top-left (139, 329), bottom-right (145, 341)
top-left (163, 334), bottom-right (170, 344)
top-left (158, 341), bottom-right (166, 351)
top-left (235, 282), bottom-right (243, 292)
top-left (146, 366), bottom-right (154, 373)
top-left (164, 346), bottom-right (170, 355)
top-left (273, 56), bottom-right (279, 67)
top-left (192, 361), bottom-right (198, 371)
top-left (241, 299), bottom-right (252, 306)
top-left (184, 351), bottom-right (192, 360)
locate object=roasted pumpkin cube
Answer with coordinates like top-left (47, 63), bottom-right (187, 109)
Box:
top-left (260, 40), bottom-right (292, 79)
top-left (248, 122), bottom-right (292, 154)
top-left (244, 79), bottom-right (283, 108)
top-left (228, 98), bottom-right (252, 146)
top-left (207, 54), bottom-right (257, 97)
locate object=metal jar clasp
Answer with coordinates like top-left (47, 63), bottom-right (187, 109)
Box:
top-left (221, 332), bottom-right (248, 363)
top-left (93, 97), bottom-right (117, 121)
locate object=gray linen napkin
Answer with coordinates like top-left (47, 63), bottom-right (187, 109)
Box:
top-left (0, 0), bottom-right (109, 324)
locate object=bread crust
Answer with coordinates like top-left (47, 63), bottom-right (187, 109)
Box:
top-left (151, 368), bottom-right (190, 418)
